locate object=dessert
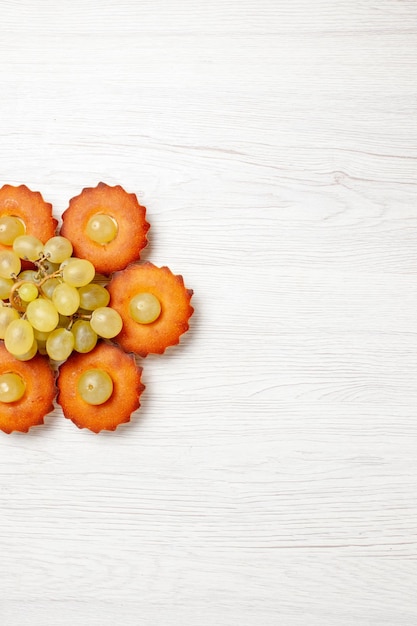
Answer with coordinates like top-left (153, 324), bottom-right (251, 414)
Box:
top-left (0, 182), bottom-right (193, 434)
top-left (0, 184), bottom-right (57, 256)
top-left (0, 343), bottom-right (55, 433)
top-left (107, 262), bottom-right (194, 356)
top-left (56, 342), bottom-right (144, 432)
top-left (60, 182), bottom-right (150, 274)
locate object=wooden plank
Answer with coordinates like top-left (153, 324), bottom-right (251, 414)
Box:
top-left (0, 1), bottom-right (417, 624)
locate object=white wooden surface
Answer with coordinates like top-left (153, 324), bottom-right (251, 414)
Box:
top-left (1, 1), bottom-right (417, 624)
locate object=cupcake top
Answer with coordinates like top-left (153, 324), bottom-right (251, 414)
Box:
top-left (57, 341), bottom-right (144, 433)
top-left (108, 262), bottom-right (194, 357)
top-left (0, 343), bottom-right (55, 433)
top-left (60, 182), bottom-right (149, 274)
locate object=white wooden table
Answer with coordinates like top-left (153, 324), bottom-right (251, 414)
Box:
top-left (1, 1), bottom-right (416, 624)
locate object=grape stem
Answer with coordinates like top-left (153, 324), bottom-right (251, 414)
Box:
top-left (37, 269), bottom-right (63, 295)
top-left (9, 269), bottom-right (63, 312)
top-left (9, 281), bottom-right (28, 313)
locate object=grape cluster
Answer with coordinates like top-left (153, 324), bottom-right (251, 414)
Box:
top-left (0, 233), bottom-right (122, 363)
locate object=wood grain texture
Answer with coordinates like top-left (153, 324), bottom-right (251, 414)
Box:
top-left (1, 1), bottom-right (417, 624)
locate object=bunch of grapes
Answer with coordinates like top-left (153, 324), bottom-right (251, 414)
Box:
top-left (0, 232), bottom-right (122, 363)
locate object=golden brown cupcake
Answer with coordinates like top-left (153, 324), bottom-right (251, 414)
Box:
top-left (60, 182), bottom-right (150, 274)
top-left (57, 342), bottom-right (144, 432)
top-left (0, 184), bottom-right (57, 254)
top-left (0, 343), bottom-right (55, 433)
top-left (107, 262), bottom-right (194, 357)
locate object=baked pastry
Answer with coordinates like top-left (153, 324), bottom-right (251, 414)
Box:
top-left (60, 182), bottom-right (149, 274)
top-left (0, 184), bottom-right (57, 255)
top-left (0, 343), bottom-right (55, 433)
top-left (107, 262), bottom-right (194, 356)
top-left (57, 342), bottom-right (144, 432)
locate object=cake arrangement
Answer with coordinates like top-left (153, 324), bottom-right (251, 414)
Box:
top-left (0, 182), bottom-right (194, 434)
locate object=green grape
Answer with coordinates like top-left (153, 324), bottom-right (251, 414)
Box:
top-left (18, 270), bottom-right (38, 283)
top-left (43, 236), bottom-right (73, 264)
top-left (78, 284), bottom-right (110, 310)
top-left (0, 276), bottom-right (14, 299)
top-left (18, 282), bottom-right (39, 302)
top-left (0, 250), bottom-right (21, 278)
top-left (4, 318), bottom-right (34, 356)
top-left (0, 372), bottom-right (26, 402)
top-left (46, 328), bottom-right (75, 361)
top-left (33, 328), bottom-right (50, 355)
top-left (41, 277), bottom-right (60, 299)
top-left (58, 314), bottom-right (71, 328)
top-left (77, 368), bottom-right (113, 405)
top-left (63, 259), bottom-right (95, 287)
top-left (90, 307), bottom-right (123, 338)
top-left (0, 306), bottom-right (20, 338)
top-left (0, 216), bottom-right (25, 246)
top-left (92, 273), bottom-right (110, 285)
top-left (85, 214), bottom-right (118, 244)
top-left (71, 319), bottom-right (97, 353)
top-left (13, 235), bottom-right (44, 261)
top-left (129, 292), bottom-right (161, 324)
top-left (26, 298), bottom-right (59, 332)
top-left (15, 339), bottom-right (38, 361)
top-left (42, 259), bottom-right (60, 275)
top-left (52, 282), bottom-right (80, 316)
top-left (33, 328), bottom-right (51, 342)
top-left (59, 257), bottom-right (77, 271)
